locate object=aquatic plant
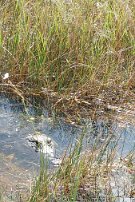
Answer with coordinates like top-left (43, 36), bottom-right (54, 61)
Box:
top-left (28, 131), bottom-right (116, 201)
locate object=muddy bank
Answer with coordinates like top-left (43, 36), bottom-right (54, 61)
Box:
top-left (1, 82), bottom-right (135, 125)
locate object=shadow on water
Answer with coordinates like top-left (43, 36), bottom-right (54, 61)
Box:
top-left (0, 94), bottom-right (134, 201)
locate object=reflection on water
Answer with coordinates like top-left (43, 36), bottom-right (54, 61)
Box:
top-left (0, 95), bottom-right (80, 169)
top-left (0, 152), bottom-right (31, 202)
top-left (0, 94), bottom-right (135, 201)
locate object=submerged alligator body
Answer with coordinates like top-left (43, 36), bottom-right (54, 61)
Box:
top-left (27, 132), bottom-right (61, 166)
top-left (27, 132), bottom-right (55, 158)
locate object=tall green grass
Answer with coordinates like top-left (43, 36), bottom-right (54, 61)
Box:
top-left (0, 0), bottom-right (135, 95)
top-left (0, 1), bottom-right (134, 200)
top-left (28, 132), bottom-right (118, 202)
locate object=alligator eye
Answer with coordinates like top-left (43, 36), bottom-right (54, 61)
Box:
top-left (47, 138), bottom-right (51, 144)
top-left (36, 142), bottom-right (41, 148)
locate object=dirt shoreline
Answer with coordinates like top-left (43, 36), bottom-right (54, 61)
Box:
top-left (0, 84), bottom-right (134, 125)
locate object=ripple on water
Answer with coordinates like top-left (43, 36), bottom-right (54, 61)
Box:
top-left (0, 95), bottom-right (135, 201)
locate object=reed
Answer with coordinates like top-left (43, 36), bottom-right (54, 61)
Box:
top-left (0, 1), bottom-right (135, 199)
top-left (28, 131), bottom-right (118, 202)
top-left (0, 0), bottom-right (134, 96)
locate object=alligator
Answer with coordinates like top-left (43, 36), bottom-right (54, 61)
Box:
top-left (27, 132), bottom-right (56, 158)
top-left (27, 132), bottom-right (62, 166)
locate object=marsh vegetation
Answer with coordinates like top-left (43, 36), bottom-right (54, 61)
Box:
top-left (0, 0), bottom-right (135, 201)
top-left (0, 0), bottom-right (135, 108)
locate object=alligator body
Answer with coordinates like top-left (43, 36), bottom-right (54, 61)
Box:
top-left (27, 132), bottom-right (55, 158)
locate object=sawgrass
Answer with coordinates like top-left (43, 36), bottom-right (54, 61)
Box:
top-left (28, 132), bottom-right (117, 202)
top-left (0, 0), bottom-right (135, 96)
top-left (0, 1), bottom-right (135, 200)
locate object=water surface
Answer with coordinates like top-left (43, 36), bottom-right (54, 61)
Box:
top-left (0, 95), bottom-right (134, 201)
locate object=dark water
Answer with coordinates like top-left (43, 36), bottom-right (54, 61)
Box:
top-left (0, 95), bottom-right (81, 170)
top-left (0, 95), bottom-right (134, 169)
top-left (0, 95), bottom-right (135, 201)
